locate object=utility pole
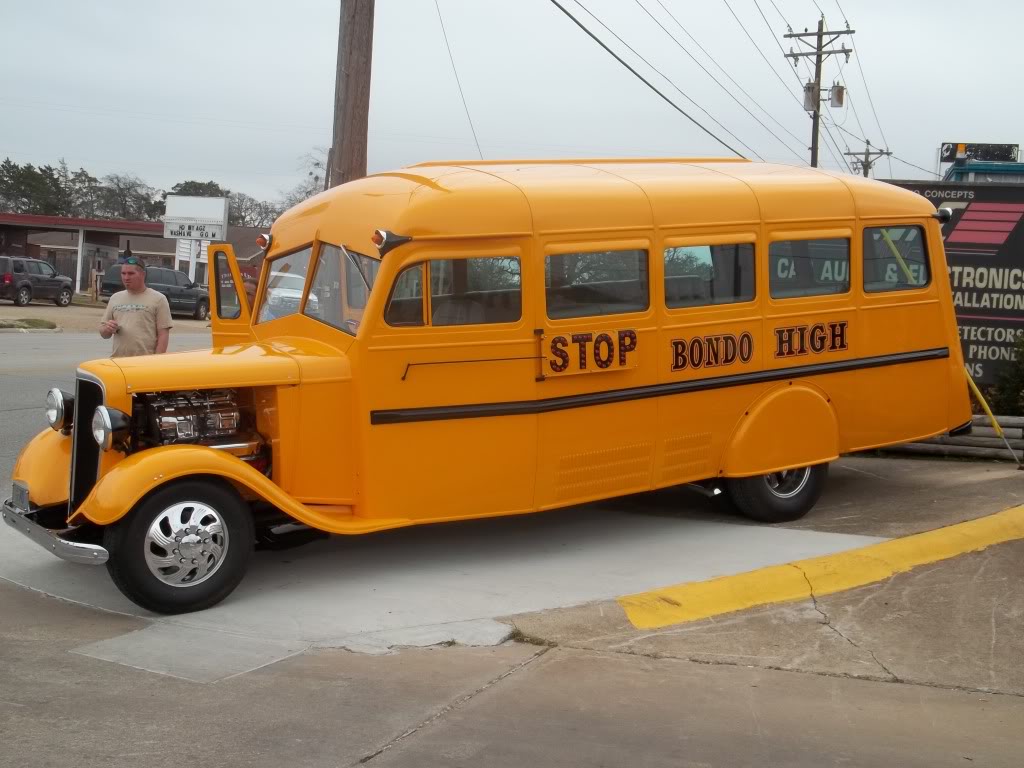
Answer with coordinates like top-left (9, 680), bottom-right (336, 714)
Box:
top-left (328, 0), bottom-right (375, 188)
top-left (785, 19), bottom-right (854, 168)
top-left (843, 140), bottom-right (893, 178)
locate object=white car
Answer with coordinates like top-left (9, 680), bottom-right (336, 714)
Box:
top-left (264, 272), bottom-right (318, 318)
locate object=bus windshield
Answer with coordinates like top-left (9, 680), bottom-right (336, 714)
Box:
top-left (304, 242), bottom-right (380, 335)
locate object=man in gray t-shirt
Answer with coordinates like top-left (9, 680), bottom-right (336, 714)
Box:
top-left (99, 256), bottom-right (173, 357)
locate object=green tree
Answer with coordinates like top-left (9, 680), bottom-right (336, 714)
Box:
top-left (989, 334), bottom-right (1024, 416)
top-left (166, 180), bottom-right (231, 199)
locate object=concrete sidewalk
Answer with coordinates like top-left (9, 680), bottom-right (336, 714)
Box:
top-left (2, 576), bottom-right (1021, 768)
top-left (511, 538), bottom-right (1024, 697)
top-left (0, 301), bottom-right (210, 333)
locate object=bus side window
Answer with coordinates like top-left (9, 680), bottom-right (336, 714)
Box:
top-left (664, 243), bottom-right (755, 308)
top-left (769, 238), bottom-right (850, 298)
top-left (863, 226), bottom-right (930, 292)
top-left (545, 249), bottom-right (649, 319)
top-left (384, 263), bottom-right (425, 326)
top-left (429, 256), bottom-right (522, 326)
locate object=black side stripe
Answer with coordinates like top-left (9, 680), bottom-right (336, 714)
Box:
top-left (370, 347), bottom-right (950, 425)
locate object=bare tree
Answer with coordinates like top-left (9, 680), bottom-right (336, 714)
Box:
top-left (280, 148), bottom-right (329, 210)
top-left (98, 174), bottom-right (160, 220)
top-left (229, 192), bottom-right (281, 228)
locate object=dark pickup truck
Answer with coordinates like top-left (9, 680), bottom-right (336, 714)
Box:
top-left (101, 264), bottom-right (209, 320)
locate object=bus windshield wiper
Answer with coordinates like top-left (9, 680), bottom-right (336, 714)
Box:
top-left (341, 245), bottom-right (372, 292)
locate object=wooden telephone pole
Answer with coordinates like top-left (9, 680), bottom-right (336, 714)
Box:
top-left (328, 0), bottom-right (375, 188)
top-left (784, 19), bottom-right (853, 168)
top-left (844, 140), bottom-right (893, 178)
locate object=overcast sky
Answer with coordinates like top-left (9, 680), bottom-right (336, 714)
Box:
top-left (2, 0), bottom-right (1020, 202)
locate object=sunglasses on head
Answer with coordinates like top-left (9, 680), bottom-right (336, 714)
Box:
top-left (118, 256), bottom-right (143, 266)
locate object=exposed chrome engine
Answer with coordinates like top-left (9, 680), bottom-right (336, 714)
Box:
top-left (132, 390), bottom-right (268, 470)
top-left (146, 390), bottom-right (241, 444)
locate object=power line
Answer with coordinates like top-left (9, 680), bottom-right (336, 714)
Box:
top-left (654, 0), bottom-right (806, 147)
top-left (577, 0), bottom-right (761, 157)
top-left (833, 0), bottom-right (849, 24)
top-left (545, 0), bottom-right (747, 158)
top-left (753, 1), bottom-right (805, 90)
top-left (850, 39), bottom-right (892, 176)
top-left (638, 0), bottom-right (806, 162)
top-left (722, 0), bottom-right (805, 109)
top-left (433, 0), bottom-right (483, 160)
top-left (767, 0), bottom-right (789, 26)
top-left (824, 0), bottom-right (891, 174)
top-left (820, 121), bottom-right (852, 173)
top-left (889, 154), bottom-right (941, 179)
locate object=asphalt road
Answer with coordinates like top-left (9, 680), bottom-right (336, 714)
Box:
top-left (2, 332), bottom-right (1022, 767)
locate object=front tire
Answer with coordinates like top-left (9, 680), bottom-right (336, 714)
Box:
top-left (726, 464), bottom-right (828, 523)
top-left (193, 300), bottom-right (209, 320)
top-left (103, 480), bottom-right (254, 614)
top-left (14, 286), bottom-right (31, 306)
top-left (55, 287), bottom-right (73, 307)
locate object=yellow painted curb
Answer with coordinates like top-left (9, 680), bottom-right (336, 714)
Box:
top-left (618, 505), bottom-right (1024, 630)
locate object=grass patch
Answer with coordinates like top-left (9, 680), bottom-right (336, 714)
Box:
top-left (72, 294), bottom-right (107, 307)
top-left (0, 318), bottom-right (57, 330)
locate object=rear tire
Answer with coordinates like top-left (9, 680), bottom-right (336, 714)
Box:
top-left (14, 286), bottom-right (31, 306)
top-left (103, 480), bottom-right (254, 614)
top-left (55, 287), bottom-right (73, 307)
top-left (193, 300), bottom-right (209, 321)
top-left (726, 464), bottom-right (828, 523)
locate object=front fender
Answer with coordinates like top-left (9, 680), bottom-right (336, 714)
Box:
top-left (72, 445), bottom-right (349, 531)
top-left (721, 383), bottom-right (839, 477)
top-left (12, 429), bottom-right (71, 508)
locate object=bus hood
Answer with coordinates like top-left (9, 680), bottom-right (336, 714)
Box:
top-left (107, 338), bottom-right (351, 394)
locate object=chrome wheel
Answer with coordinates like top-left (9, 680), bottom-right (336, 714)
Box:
top-left (144, 501), bottom-right (229, 587)
top-left (764, 467), bottom-right (811, 499)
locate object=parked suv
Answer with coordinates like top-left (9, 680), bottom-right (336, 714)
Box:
top-left (0, 255), bottom-right (74, 307)
top-left (101, 263), bottom-right (209, 320)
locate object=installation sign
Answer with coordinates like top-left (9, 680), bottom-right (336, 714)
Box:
top-left (890, 181), bottom-right (1024, 385)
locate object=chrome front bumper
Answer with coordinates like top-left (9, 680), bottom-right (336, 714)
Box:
top-left (2, 498), bottom-right (108, 565)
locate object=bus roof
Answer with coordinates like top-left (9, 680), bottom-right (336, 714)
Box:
top-left (273, 159), bottom-right (934, 254)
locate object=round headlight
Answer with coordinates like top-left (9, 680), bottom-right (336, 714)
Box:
top-left (91, 406), bottom-right (129, 451)
top-left (45, 389), bottom-right (63, 429)
top-left (92, 407), bottom-right (112, 450)
top-left (45, 388), bottom-right (72, 432)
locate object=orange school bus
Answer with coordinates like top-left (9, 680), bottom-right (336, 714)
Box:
top-left (3, 158), bottom-right (971, 613)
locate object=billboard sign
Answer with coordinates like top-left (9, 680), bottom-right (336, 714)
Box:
top-left (889, 181), bottom-right (1024, 385)
top-left (163, 196), bottom-right (229, 241)
top-left (939, 143), bottom-right (1019, 163)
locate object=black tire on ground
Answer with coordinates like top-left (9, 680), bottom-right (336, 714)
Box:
top-left (193, 300), bottom-right (209, 320)
top-left (726, 464), bottom-right (829, 523)
top-left (55, 287), bottom-right (73, 307)
top-left (103, 479), bottom-right (254, 614)
top-left (14, 286), bottom-right (31, 306)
